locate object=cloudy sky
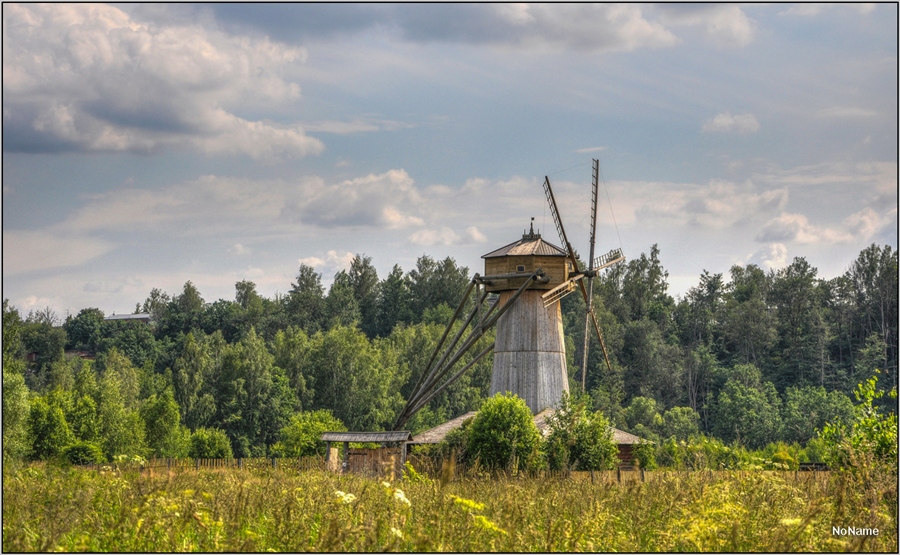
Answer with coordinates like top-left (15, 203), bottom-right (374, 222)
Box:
top-left (3, 3), bottom-right (897, 318)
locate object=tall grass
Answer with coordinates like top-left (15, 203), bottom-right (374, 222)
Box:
top-left (3, 461), bottom-right (896, 552)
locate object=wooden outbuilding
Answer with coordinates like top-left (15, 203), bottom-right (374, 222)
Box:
top-left (321, 431), bottom-right (413, 477)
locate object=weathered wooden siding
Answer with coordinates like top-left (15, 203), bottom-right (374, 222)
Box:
top-left (483, 255), bottom-right (568, 292)
top-left (490, 290), bottom-right (568, 413)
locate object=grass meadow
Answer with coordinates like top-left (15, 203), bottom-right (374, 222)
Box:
top-left (3, 460), bottom-right (896, 552)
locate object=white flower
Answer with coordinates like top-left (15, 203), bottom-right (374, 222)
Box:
top-left (393, 488), bottom-right (411, 507)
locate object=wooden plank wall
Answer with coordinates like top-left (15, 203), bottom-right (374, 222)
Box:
top-left (491, 290), bottom-right (568, 414)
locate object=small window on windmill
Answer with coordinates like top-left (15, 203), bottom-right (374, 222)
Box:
top-left (517, 265), bottom-right (526, 272)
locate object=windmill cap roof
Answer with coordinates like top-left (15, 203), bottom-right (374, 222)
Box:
top-left (482, 236), bottom-right (568, 258)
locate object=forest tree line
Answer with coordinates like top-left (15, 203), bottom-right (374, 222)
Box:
top-left (2, 244), bottom-right (897, 463)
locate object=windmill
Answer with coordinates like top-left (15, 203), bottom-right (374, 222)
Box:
top-left (393, 159), bottom-right (624, 429)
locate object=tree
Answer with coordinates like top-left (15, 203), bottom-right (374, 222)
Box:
top-left (271, 410), bottom-right (347, 457)
top-left (214, 328), bottom-right (296, 456)
top-left (323, 270), bottom-right (361, 329)
top-left (271, 327), bottom-right (314, 411)
top-left (659, 406), bottom-right (700, 441)
top-left (140, 389), bottom-right (189, 458)
top-left (305, 325), bottom-right (403, 431)
top-left (2, 368), bottom-right (31, 461)
top-left (467, 393), bottom-right (541, 470)
top-left (96, 371), bottom-right (146, 460)
top-left (287, 264), bottom-right (326, 334)
top-left (720, 264), bottom-right (776, 367)
top-left (63, 308), bottom-right (105, 352)
top-left (711, 364), bottom-right (783, 449)
top-left (375, 264), bottom-right (413, 336)
top-left (782, 385), bottom-right (854, 445)
top-left (173, 332), bottom-right (216, 430)
top-left (188, 428), bottom-right (233, 459)
top-left (769, 257), bottom-right (826, 390)
top-left (28, 396), bottom-right (74, 460)
top-left (348, 254), bottom-right (381, 337)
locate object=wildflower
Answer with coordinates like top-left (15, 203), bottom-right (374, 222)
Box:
top-left (450, 495), bottom-right (484, 512)
top-left (473, 514), bottom-right (507, 535)
top-left (334, 490), bottom-right (357, 504)
top-left (780, 518), bottom-right (802, 526)
top-left (391, 527), bottom-right (403, 539)
top-left (393, 488), bottom-right (411, 507)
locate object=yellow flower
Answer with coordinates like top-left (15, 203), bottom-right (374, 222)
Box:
top-left (780, 518), bottom-right (802, 526)
top-left (450, 495), bottom-right (485, 512)
top-left (391, 527), bottom-right (403, 539)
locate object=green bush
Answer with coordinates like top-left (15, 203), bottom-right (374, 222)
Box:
top-left (545, 392), bottom-right (618, 471)
top-left (61, 441), bottom-right (106, 465)
top-left (633, 440), bottom-right (657, 470)
top-left (271, 410), bottom-right (347, 457)
top-left (188, 428), bottom-right (233, 459)
top-left (468, 393), bottom-right (541, 471)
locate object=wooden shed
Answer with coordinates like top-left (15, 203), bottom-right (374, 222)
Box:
top-left (321, 431), bottom-right (413, 477)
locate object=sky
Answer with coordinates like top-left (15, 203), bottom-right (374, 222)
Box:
top-left (3, 2), bottom-right (897, 319)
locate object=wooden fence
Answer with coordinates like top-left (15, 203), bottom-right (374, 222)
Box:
top-left (80, 456), bottom-right (326, 473)
top-left (78, 455), bottom-right (831, 484)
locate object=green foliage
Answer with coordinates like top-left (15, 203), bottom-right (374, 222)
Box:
top-left (61, 441), bottom-right (106, 465)
top-left (712, 364), bottom-right (783, 449)
top-left (188, 427), bottom-right (233, 459)
top-left (141, 389), bottom-right (189, 458)
top-left (3, 368), bottom-right (32, 461)
top-left (819, 373), bottom-right (898, 469)
top-left (28, 396), bottom-right (75, 460)
top-left (633, 441), bottom-right (657, 470)
top-left (545, 392), bottom-right (618, 471)
top-left (467, 393), bottom-right (541, 471)
top-left (271, 410), bottom-right (347, 457)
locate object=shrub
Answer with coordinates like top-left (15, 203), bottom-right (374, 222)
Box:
top-left (545, 392), bottom-right (618, 471)
top-left (468, 393), bottom-right (541, 471)
top-left (61, 441), bottom-right (106, 465)
top-left (271, 410), bottom-right (347, 458)
top-left (819, 372), bottom-right (898, 469)
top-left (633, 440), bottom-right (657, 470)
top-left (188, 427), bottom-right (233, 459)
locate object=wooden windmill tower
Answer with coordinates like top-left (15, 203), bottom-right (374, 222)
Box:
top-left (394, 159), bottom-right (624, 428)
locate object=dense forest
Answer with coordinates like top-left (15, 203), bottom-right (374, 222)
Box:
top-left (2, 243), bottom-right (897, 462)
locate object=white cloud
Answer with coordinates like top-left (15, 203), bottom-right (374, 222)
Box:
top-left (230, 243), bottom-right (252, 255)
top-left (747, 243), bottom-right (789, 270)
top-left (756, 208), bottom-right (893, 245)
top-left (701, 112), bottom-right (760, 134)
top-left (289, 169), bottom-right (425, 229)
top-left (623, 179), bottom-right (787, 229)
top-left (302, 118), bottom-right (415, 135)
top-left (781, 3), bottom-right (876, 17)
top-left (3, 3), bottom-right (322, 159)
top-left (576, 146), bottom-right (607, 154)
top-left (652, 4), bottom-right (755, 47)
top-left (3, 230), bottom-right (114, 275)
top-left (298, 250), bottom-right (355, 277)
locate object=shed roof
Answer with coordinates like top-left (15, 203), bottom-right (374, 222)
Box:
top-left (482, 235), bottom-right (567, 259)
top-left (321, 431), bottom-right (413, 443)
top-left (410, 411), bottom-right (477, 444)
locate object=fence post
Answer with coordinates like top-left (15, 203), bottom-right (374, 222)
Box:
top-left (195, 458), bottom-right (200, 470)
top-left (617, 466), bottom-right (621, 483)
